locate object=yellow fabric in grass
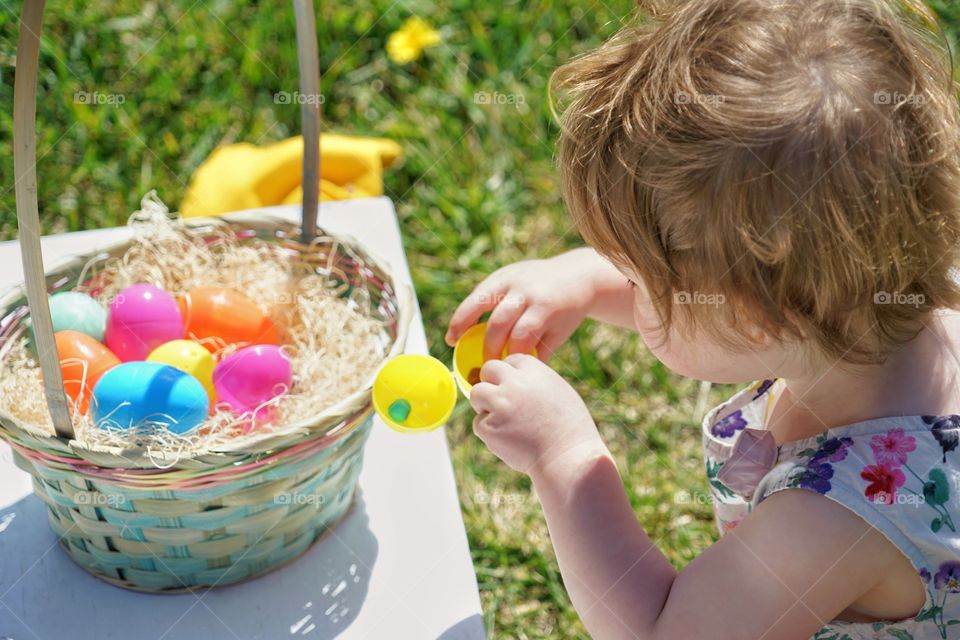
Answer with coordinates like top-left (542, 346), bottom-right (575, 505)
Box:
top-left (180, 133), bottom-right (402, 217)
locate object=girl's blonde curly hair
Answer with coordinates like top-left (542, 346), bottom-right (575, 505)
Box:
top-left (553, 0), bottom-right (960, 364)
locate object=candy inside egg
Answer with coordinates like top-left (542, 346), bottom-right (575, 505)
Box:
top-left (387, 398), bottom-right (412, 423)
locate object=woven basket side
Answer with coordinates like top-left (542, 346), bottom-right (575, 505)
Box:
top-left (19, 415), bottom-right (372, 591)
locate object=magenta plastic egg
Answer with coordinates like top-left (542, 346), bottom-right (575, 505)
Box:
top-left (213, 345), bottom-right (292, 419)
top-left (105, 284), bottom-right (184, 361)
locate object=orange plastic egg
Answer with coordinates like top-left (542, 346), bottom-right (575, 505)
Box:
top-left (55, 330), bottom-right (121, 414)
top-left (178, 287), bottom-right (279, 353)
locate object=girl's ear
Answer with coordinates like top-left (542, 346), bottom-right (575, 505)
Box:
top-left (724, 311), bottom-right (774, 351)
top-left (746, 328), bottom-right (776, 350)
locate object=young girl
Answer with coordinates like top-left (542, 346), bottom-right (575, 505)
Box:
top-left (445, 1), bottom-right (960, 638)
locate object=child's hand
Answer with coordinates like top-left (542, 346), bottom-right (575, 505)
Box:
top-left (445, 250), bottom-right (604, 361)
top-left (468, 354), bottom-right (603, 474)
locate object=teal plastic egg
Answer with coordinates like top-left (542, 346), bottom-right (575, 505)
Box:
top-left (48, 292), bottom-right (107, 341)
top-left (91, 361), bottom-right (209, 434)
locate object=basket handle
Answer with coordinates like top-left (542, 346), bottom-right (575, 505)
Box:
top-left (294, 0), bottom-right (321, 245)
top-left (14, 0), bottom-right (73, 439)
top-left (13, 0), bottom-right (323, 440)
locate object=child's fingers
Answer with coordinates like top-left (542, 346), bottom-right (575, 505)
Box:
top-left (503, 353), bottom-right (549, 377)
top-left (483, 302), bottom-right (524, 361)
top-left (468, 381), bottom-right (497, 413)
top-left (535, 328), bottom-right (565, 362)
top-left (471, 411), bottom-right (489, 438)
top-left (479, 359), bottom-right (511, 385)
top-left (503, 352), bottom-right (541, 370)
top-left (446, 280), bottom-right (507, 345)
top-left (507, 308), bottom-right (546, 356)
top-left (472, 411), bottom-right (499, 442)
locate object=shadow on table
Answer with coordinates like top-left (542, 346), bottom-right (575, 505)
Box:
top-left (437, 613), bottom-right (486, 639)
top-left (0, 490), bottom-right (378, 639)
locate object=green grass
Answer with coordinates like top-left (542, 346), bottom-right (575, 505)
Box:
top-left (1, 2), bottom-right (959, 638)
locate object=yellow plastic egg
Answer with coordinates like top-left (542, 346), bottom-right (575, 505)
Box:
top-left (372, 354), bottom-right (457, 433)
top-left (147, 339), bottom-right (216, 401)
top-left (452, 322), bottom-right (537, 395)
top-left (372, 323), bottom-right (539, 435)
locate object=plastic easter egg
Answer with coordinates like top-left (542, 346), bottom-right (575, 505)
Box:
top-left (147, 339), bottom-right (216, 401)
top-left (372, 354), bottom-right (457, 433)
top-left (371, 323), bottom-right (538, 434)
top-left (105, 284), bottom-right (184, 361)
top-left (178, 287), bottom-right (279, 353)
top-left (91, 361), bottom-right (209, 434)
top-left (49, 291), bottom-right (107, 341)
top-left (452, 322), bottom-right (536, 396)
top-left (55, 330), bottom-right (121, 414)
top-left (212, 345), bottom-right (292, 418)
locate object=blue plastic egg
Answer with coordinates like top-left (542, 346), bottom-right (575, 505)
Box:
top-left (48, 291), bottom-right (108, 341)
top-left (91, 361), bottom-right (209, 434)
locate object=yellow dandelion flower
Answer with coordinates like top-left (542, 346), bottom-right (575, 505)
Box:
top-left (386, 17), bottom-right (441, 64)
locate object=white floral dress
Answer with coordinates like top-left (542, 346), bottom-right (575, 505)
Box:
top-left (703, 379), bottom-right (960, 640)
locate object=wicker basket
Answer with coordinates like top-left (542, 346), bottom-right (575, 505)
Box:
top-left (1, 1), bottom-right (412, 592)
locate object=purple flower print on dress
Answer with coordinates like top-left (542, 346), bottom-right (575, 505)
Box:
top-left (934, 561), bottom-right (960, 593)
top-left (810, 437), bottom-right (854, 464)
top-left (917, 562), bottom-right (960, 638)
top-left (923, 415), bottom-right (960, 463)
top-left (752, 379), bottom-right (775, 400)
top-left (793, 436), bottom-right (854, 495)
top-left (711, 410), bottom-right (748, 438)
top-left (798, 457), bottom-right (835, 494)
top-left (869, 428), bottom-right (917, 468)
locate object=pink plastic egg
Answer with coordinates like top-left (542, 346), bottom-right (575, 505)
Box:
top-left (105, 284), bottom-right (184, 361)
top-left (213, 345), bottom-right (292, 421)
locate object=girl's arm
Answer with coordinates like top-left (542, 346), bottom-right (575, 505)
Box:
top-left (572, 247), bottom-right (638, 330)
top-left (470, 355), bottom-right (918, 640)
top-left (532, 446), bottom-right (908, 640)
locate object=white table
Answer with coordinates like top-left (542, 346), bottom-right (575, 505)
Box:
top-left (0, 198), bottom-right (485, 640)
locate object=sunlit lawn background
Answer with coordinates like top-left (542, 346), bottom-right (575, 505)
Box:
top-left (1, 2), bottom-right (958, 637)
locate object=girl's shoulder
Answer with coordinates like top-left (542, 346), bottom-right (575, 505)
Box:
top-left (755, 416), bottom-right (960, 638)
top-left (762, 415), bottom-right (959, 526)
top-left (703, 381), bottom-right (960, 637)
